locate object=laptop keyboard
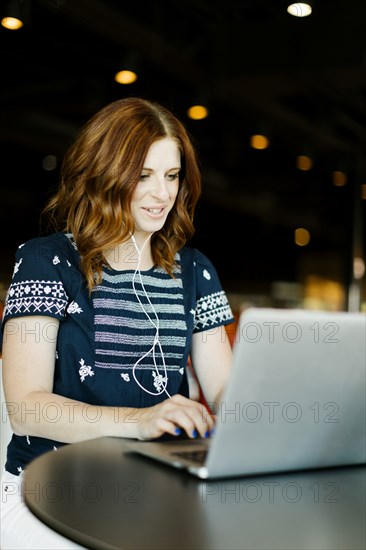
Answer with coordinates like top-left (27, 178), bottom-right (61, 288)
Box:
top-left (171, 449), bottom-right (208, 464)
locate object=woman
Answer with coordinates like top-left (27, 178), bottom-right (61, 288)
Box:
top-left (1, 97), bottom-right (234, 548)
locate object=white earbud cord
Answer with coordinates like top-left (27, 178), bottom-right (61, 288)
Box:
top-left (130, 233), bottom-right (171, 398)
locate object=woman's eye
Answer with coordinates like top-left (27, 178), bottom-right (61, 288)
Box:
top-left (139, 174), bottom-right (149, 181)
top-left (167, 173), bottom-right (179, 181)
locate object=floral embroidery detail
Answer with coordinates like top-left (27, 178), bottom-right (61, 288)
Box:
top-left (121, 373), bottom-right (130, 382)
top-left (67, 260), bottom-right (71, 267)
top-left (26, 436), bottom-right (31, 445)
top-left (179, 368), bottom-right (184, 375)
top-left (190, 309), bottom-right (195, 315)
top-left (152, 371), bottom-right (168, 391)
top-left (203, 269), bottom-right (211, 280)
top-left (53, 255), bottom-right (60, 265)
top-left (79, 358), bottom-right (94, 382)
top-left (17, 466), bottom-right (24, 474)
top-left (67, 301), bottom-right (83, 314)
top-left (13, 258), bottom-right (23, 276)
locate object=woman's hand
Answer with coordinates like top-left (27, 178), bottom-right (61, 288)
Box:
top-left (136, 394), bottom-right (215, 440)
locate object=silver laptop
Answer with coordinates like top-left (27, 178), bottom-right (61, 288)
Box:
top-left (127, 307), bottom-right (366, 479)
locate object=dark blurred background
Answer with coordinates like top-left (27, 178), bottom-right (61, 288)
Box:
top-left (1, 0), bottom-right (365, 312)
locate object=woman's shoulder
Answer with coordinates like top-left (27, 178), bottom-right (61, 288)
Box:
top-left (15, 232), bottom-right (78, 260)
top-left (178, 245), bottom-right (216, 269)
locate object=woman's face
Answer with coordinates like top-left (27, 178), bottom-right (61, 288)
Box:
top-left (130, 137), bottom-right (181, 240)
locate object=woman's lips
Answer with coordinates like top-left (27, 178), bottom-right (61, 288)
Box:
top-left (142, 207), bottom-right (165, 217)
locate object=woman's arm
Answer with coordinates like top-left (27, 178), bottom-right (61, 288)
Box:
top-left (190, 325), bottom-right (233, 412)
top-left (2, 316), bottom-right (214, 442)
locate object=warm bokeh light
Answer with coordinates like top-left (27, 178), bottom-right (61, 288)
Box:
top-left (362, 184), bottom-right (366, 200)
top-left (1, 16), bottom-right (23, 30)
top-left (250, 134), bottom-right (270, 150)
top-left (296, 155), bottom-right (313, 171)
top-left (114, 70), bottom-right (138, 84)
top-left (354, 257), bottom-right (365, 280)
top-left (295, 227), bottom-right (311, 246)
top-left (303, 275), bottom-right (345, 311)
top-left (187, 105), bottom-right (209, 120)
top-left (287, 3), bottom-right (312, 17)
top-left (332, 170), bottom-right (347, 187)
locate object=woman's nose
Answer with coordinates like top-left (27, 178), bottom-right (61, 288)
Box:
top-left (151, 176), bottom-right (170, 200)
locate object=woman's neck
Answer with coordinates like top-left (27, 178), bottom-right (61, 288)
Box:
top-left (104, 236), bottom-right (154, 271)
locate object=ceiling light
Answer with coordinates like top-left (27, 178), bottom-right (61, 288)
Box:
top-left (250, 134), bottom-right (270, 150)
top-left (114, 70), bottom-right (138, 84)
top-left (114, 52), bottom-right (139, 84)
top-left (287, 3), bottom-right (312, 18)
top-left (187, 105), bottom-right (209, 120)
top-left (1, 16), bottom-right (23, 29)
top-left (296, 155), bottom-right (313, 171)
top-left (295, 228), bottom-right (311, 247)
top-left (332, 170), bottom-right (347, 187)
top-left (1, 0), bottom-right (29, 30)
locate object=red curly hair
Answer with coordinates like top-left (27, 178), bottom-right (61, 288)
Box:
top-left (42, 97), bottom-right (202, 291)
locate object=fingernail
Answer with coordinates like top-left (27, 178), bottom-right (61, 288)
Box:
top-left (175, 428), bottom-right (182, 435)
top-left (204, 430), bottom-right (210, 438)
top-left (192, 429), bottom-right (198, 438)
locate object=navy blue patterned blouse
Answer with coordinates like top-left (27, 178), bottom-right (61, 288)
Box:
top-left (1, 232), bottom-right (234, 475)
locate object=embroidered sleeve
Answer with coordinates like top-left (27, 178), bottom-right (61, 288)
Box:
top-left (2, 239), bottom-right (70, 322)
top-left (192, 250), bottom-right (234, 333)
